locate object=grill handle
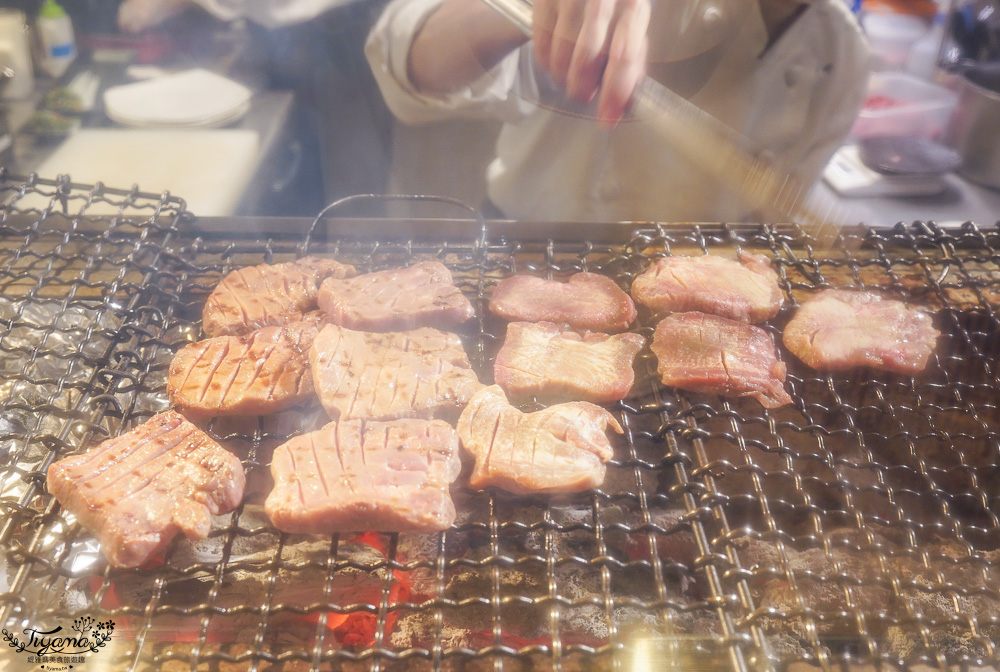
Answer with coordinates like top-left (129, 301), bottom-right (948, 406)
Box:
top-left (302, 193), bottom-right (487, 254)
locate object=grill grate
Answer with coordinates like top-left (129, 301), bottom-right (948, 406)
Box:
top-left (2, 174), bottom-right (1000, 671)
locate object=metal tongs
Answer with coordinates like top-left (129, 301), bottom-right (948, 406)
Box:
top-left (479, 0), bottom-right (848, 248)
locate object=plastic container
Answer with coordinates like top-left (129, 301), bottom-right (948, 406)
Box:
top-left (36, 0), bottom-right (75, 79)
top-left (0, 9), bottom-right (33, 99)
top-left (862, 11), bottom-right (930, 70)
top-left (849, 71), bottom-right (958, 140)
top-left (906, 11), bottom-right (947, 79)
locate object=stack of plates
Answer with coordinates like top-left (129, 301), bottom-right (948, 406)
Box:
top-left (103, 68), bottom-right (252, 128)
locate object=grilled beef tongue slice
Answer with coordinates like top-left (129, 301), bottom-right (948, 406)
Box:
top-left (265, 418), bottom-right (461, 533)
top-left (168, 318), bottom-right (321, 419)
top-left (488, 272), bottom-right (637, 332)
top-left (494, 321), bottom-right (645, 403)
top-left (317, 260), bottom-right (474, 332)
top-left (782, 289), bottom-right (939, 373)
top-left (651, 311), bottom-right (792, 408)
top-left (631, 252), bottom-right (784, 323)
top-left (457, 385), bottom-right (622, 494)
top-left (202, 256), bottom-right (356, 337)
top-left (309, 324), bottom-right (483, 422)
top-left (46, 410), bottom-right (246, 568)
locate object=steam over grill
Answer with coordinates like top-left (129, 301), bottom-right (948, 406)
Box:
top-left (2, 174), bottom-right (1000, 671)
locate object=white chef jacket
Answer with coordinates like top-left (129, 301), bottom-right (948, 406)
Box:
top-left (365, 0), bottom-right (870, 223)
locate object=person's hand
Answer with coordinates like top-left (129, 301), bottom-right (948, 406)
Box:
top-left (117, 0), bottom-right (191, 33)
top-left (532, 0), bottom-right (650, 125)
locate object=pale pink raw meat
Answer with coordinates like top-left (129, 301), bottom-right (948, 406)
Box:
top-left (265, 418), bottom-right (461, 533)
top-left (47, 410), bottom-right (245, 568)
top-left (651, 312), bottom-right (792, 408)
top-left (494, 322), bottom-right (645, 403)
top-left (457, 385), bottom-right (622, 494)
top-left (317, 260), bottom-right (474, 332)
top-left (203, 257), bottom-right (356, 337)
top-left (309, 324), bottom-right (483, 421)
top-left (782, 289), bottom-right (939, 373)
top-left (488, 272), bottom-right (636, 332)
top-left (630, 252), bottom-right (784, 323)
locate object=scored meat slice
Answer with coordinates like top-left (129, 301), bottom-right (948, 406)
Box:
top-left (202, 256), bottom-right (356, 337)
top-left (651, 312), bottom-right (792, 408)
top-left (46, 410), bottom-right (245, 568)
top-left (457, 385), bottom-right (622, 494)
top-left (494, 322), bottom-right (645, 403)
top-left (488, 272), bottom-right (637, 332)
top-left (317, 260), bottom-right (474, 332)
top-left (782, 289), bottom-right (940, 373)
top-left (630, 252), bottom-right (784, 323)
top-left (310, 324), bottom-right (483, 421)
top-left (265, 418), bottom-right (461, 533)
top-left (168, 319), bottom-right (321, 419)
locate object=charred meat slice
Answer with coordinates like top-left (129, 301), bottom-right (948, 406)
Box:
top-left (488, 272), bottom-right (637, 332)
top-left (630, 252), bottom-right (784, 323)
top-left (310, 324), bottom-right (483, 421)
top-left (457, 385), bottom-right (622, 494)
top-left (46, 410), bottom-right (245, 568)
top-left (202, 256), bottom-right (356, 338)
top-left (168, 319), bottom-right (321, 419)
top-left (651, 312), bottom-right (792, 408)
top-left (494, 322), bottom-right (645, 403)
top-left (782, 289), bottom-right (940, 373)
top-left (317, 261), bottom-right (474, 332)
top-left (265, 418), bottom-right (461, 533)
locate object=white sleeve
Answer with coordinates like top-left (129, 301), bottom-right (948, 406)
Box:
top-left (785, 1), bottom-right (870, 186)
top-left (364, 0), bottom-right (532, 126)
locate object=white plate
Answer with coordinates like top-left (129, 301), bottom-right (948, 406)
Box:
top-left (103, 69), bottom-right (252, 128)
top-left (106, 98), bottom-right (251, 129)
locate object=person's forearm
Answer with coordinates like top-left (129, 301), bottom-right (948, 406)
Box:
top-left (408, 0), bottom-right (528, 94)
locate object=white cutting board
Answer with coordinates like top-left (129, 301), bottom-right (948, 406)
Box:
top-left (27, 128), bottom-right (260, 216)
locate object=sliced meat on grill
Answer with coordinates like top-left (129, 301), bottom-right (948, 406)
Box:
top-left (317, 260), bottom-right (474, 332)
top-left (782, 289), bottom-right (940, 373)
top-left (203, 256), bottom-right (356, 337)
top-left (168, 319), bottom-right (321, 419)
top-left (630, 252), bottom-right (784, 323)
top-left (457, 385), bottom-right (622, 494)
top-left (488, 272), bottom-right (637, 332)
top-left (494, 322), bottom-right (645, 403)
top-left (310, 324), bottom-right (484, 421)
top-left (265, 418), bottom-right (461, 533)
top-left (651, 312), bottom-right (792, 408)
top-left (46, 410), bottom-right (245, 568)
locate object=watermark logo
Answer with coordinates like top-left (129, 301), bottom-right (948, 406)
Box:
top-left (3, 616), bottom-right (114, 669)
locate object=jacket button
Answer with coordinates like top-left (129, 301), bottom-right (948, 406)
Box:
top-left (702, 2), bottom-right (724, 27)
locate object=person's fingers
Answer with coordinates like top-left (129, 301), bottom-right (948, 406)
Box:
top-left (596, 0), bottom-right (650, 125)
top-left (533, 0), bottom-right (558, 75)
top-left (565, 0), bottom-right (615, 103)
top-left (117, 0), bottom-right (189, 33)
top-left (117, 0), bottom-right (150, 33)
top-left (546, 0), bottom-right (587, 88)
top-left (535, 0), bottom-right (650, 120)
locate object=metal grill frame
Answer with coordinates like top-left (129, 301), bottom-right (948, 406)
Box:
top-left (2, 175), bottom-right (1000, 672)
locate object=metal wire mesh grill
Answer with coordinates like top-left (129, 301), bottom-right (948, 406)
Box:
top-left (2, 175), bottom-right (1000, 672)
